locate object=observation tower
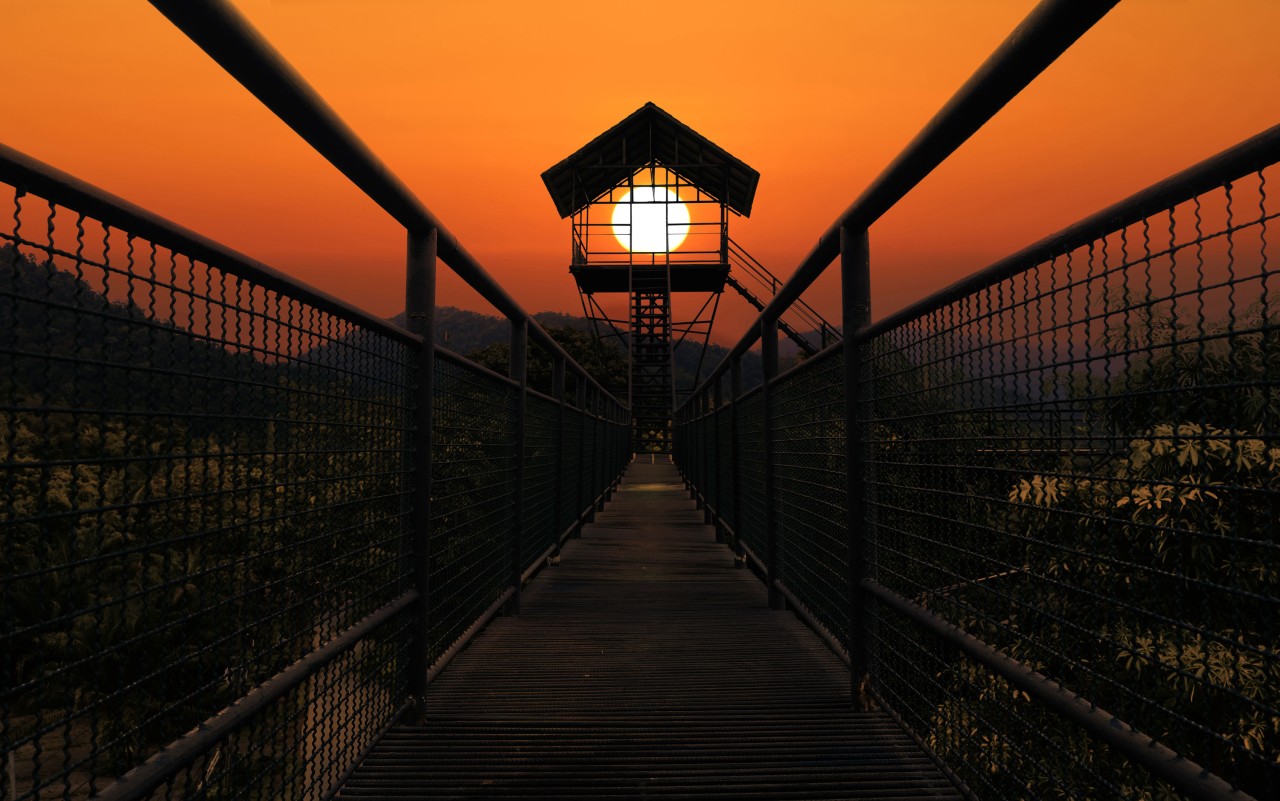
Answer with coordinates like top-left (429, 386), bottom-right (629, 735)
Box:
top-left (542, 102), bottom-right (760, 453)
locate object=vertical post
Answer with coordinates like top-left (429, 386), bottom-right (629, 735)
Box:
top-left (710, 377), bottom-right (721, 532)
top-left (603, 408), bottom-right (612, 502)
top-left (730, 356), bottom-right (744, 568)
top-left (553, 355), bottom-right (566, 548)
top-left (694, 391), bottom-right (704, 509)
top-left (594, 389), bottom-right (605, 512)
top-left (509, 319), bottom-right (527, 615)
top-left (405, 228), bottom-right (437, 709)
top-left (576, 377), bottom-right (588, 529)
top-left (842, 225), bottom-right (871, 709)
top-left (761, 316), bottom-right (783, 610)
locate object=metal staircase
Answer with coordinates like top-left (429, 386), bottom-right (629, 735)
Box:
top-left (726, 238), bottom-right (840, 356)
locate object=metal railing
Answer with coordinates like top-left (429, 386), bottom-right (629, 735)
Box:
top-left (725, 238), bottom-right (839, 355)
top-left (0, 1), bottom-right (629, 799)
top-left (675, 1), bottom-right (1277, 799)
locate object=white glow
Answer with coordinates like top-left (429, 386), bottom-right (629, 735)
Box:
top-left (611, 186), bottom-right (690, 252)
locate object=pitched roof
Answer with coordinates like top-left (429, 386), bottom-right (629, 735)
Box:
top-left (541, 102), bottom-right (760, 219)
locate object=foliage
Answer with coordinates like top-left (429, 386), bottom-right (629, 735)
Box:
top-left (2, 245), bottom-right (410, 789)
top-left (465, 324), bottom-right (628, 397)
top-left (920, 308), bottom-right (1280, 799)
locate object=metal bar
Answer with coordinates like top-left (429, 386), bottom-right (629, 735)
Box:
top-left (0, 142), bottom-right (419, 346)
top-left (434, 345), bottom-right (520, 389)
top-left (576, 378), bottom-right (588, 533)
top-left (405, 228), bottom-right (437, 708)
top-left (594, 389), bottom-right (604, 511)
top-left (730, 357), bottom-right (745, 568)
top-left (676, 0), bottom-right (1119, 406)
top-left (710, 378), bottom-right (721, 533)
top-left (760, 318), bottom-right (783, 610)
top-left (861, 579), bottom-right (1256, 801)
top-left (841, 226), bottom-right (871, 709)
top-left (146, 0), bottom-right (621, 404)
top-left (859, 122), bottom-right (1280, 341)
top-left (510, 319), bottom-right (528, 615)
top-left (92, 590), bottom-right (418, 801)
top-left (553, 355), bottom-right (566, 556)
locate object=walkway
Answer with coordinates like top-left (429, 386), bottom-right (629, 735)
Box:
top-left (340, 461), bottom-right (960, 799)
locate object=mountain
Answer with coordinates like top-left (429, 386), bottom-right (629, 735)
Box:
top-left (387, 306), bottom-right (764, 400)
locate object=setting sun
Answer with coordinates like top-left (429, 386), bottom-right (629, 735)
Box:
top-left (611, 186), bottom-right (690, 252)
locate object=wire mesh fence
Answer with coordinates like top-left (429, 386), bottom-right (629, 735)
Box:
top-left (0, 177), bottom-right (417, 800)
top-left (427, 350), bottom-right (516, 663)
top-left (863, 162), bottom-right (1278, 800)
top-left (714, 400), bottom-right (734, 533)
top-left (521, 392), bottom-right (561, 569)
top-left (771, 345), bottom-right (848, 649)
top-left (675, 137), bottom-right (1279, 800)
top-left (733, 388), bottom-right (766, 556)
top-left (0, 157), bottom-right (631, 800)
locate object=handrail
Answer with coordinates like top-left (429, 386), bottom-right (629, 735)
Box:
top-left (0, 143), bottom-right (420, 347)
top-left (93, 591), bottom-right (419, 801)
top-left (680, 0), bottom-right (1119, 405)
top-left (858, 122), bottom-right (1280, 342)
top-left (727, 238), bottom-right (833, 340)
top-left (147, 0), bottom-right (622, 404)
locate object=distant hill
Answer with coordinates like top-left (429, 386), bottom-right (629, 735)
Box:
top-left (392, 306), bottom-right (764, 399)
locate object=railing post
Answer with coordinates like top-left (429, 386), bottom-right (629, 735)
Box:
top-left (594, 390), bottom-right (605, 512)
top-left (405, 227), bottom-right (436, 711)
top-left (577, 377), bottom-right (589, 528)
top-left (731, 356), bottom-right (745, 568)
top-left (553, 355), bottom-right (565, 552)
top-left (694, 392), bottom-right (704, 509)
top-left (509, 318), bottom-right (527, 615)
top-left (842, 225), bottom-right (871, 709)
top-left (710, 378), bottom-right (721, 533)
top-left (761, 316), bottom-right (783, 610)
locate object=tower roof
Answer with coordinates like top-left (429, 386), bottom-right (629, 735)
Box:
top-left (541, 102), bottom-right (760, 219)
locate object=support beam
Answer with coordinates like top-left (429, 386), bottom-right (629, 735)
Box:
top-left (841, 226), bottom-right (871, 709)
top-left (730, 357), bottom-right (745, 569)
top-left (405, 228), bottom-right (436, 710)
top-left (509, 319), bottom-right (528, 615)
top-left (552, 355), bottom-right (566, 556)
top-left (761, 317), bottom-right (783, 610)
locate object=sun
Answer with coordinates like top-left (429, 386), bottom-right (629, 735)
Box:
top-left (611, 186), bottom-right (690, 252)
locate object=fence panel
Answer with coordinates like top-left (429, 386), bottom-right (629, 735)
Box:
top-left (522, 392), bottom-right (560, 569)
top-left (734, 387), bottom-right (766, 557)
top-left (0, 179), bottom-right (416, 800)
top-left (674, 137), bottom-right (1280, 800)
top-left (772, 345), bottom-right (848, 647)
top-left (428, 351), bottom-right (516, 662)
top-left (862, 163), bottom-right (1279, 799)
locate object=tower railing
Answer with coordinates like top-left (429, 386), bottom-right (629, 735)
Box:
top-left (674, 0), bottom-right (1278, 798)
top-left (0, 2), bottom-right (629, 799)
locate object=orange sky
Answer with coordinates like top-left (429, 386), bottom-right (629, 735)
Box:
top-left (4, 1), bottom-right (1278, 344)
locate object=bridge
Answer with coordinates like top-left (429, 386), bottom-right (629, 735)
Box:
top-left (2, 1), bottom-right (1276, 800)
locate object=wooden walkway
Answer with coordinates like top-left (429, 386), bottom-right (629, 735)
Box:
top-left (341, 461), bottom-right (960, 800)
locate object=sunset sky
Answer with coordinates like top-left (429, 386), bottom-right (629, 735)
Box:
top-left (4, 1), bottom-right (1278, 344)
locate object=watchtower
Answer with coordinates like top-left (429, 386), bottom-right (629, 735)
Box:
top-left (542, 102), bottom-right (760, 453)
